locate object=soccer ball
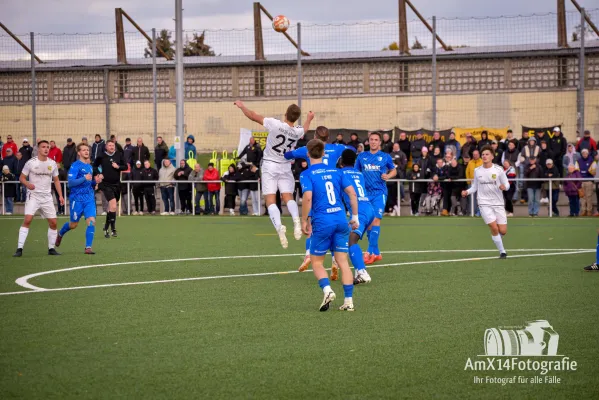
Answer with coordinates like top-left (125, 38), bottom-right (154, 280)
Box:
top-left (273, 15), bottom-right (290, 33)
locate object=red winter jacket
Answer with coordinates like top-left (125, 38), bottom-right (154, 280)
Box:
top-left (203, 168), bottom-right (221, 192)
top-left (1, 141), bottom-right (18, 159)
top-left (49, 146), bottom-right (63, 164)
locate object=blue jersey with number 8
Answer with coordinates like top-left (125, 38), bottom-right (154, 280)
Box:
top-left (300, 164), bottom-right (352, 227)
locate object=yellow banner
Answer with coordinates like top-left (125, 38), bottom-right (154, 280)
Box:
top-left (452, 127), bottom-right (510, 145)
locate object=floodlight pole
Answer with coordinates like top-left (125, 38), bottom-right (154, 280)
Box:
top-left (578, 8), bottom-right (585, 136)
top-left (175, 0), bottom-right (185, 165)
top-left (152, 28), bottom-right (158, 147)
top-left (297, 22), bottom-right (302, 111)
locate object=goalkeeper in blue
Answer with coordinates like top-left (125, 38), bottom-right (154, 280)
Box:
top-left (284, 126), bottom-right (355, 276)
top-left (300, 139), bottom-right (360, 312)
top-left (339, 149), bottom-right (375, 285)
top-left (355, 131), bottom-right (396, 265)
top-left (584, 229), bottom-right (599, 271)
top-left (55, 143), bottom-right (100, 254)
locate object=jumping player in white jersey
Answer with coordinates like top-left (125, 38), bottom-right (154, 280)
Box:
top-left (462, 145), bottom-right (510, 259)
top-left (13, 140), bottom-right (65, 257)
top-left (234, 100), bottom-right (314, 248)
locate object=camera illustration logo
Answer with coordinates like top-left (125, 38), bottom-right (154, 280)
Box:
top-left (484, 320), bottom-right (559, 356)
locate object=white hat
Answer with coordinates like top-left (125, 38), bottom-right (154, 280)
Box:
top-left (2, 165), bottom-right (9, 171)
top-left (135, 160), bottom-right (142, 165)
top-left (553, 127), bottom-right (560, 132)
top-left (546, 159), bottom-right (553, 165)
top-left (22, 138), bottom-right (29, 142)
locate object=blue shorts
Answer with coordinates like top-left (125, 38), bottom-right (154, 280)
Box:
top-left (352, 204), bottom-right (375, 239)
top-left (310, 222), bottom-right (350, 256)
top-left (70, 199), bottom-right (97, 223)
top-left (370, 193), bottom-right (387, 220)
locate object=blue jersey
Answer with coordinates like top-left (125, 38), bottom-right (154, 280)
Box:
top-left (354, 150), bottom-right (395, 197)
top-left (339, 167), bottom-right (371, 207)
top-left (285, 143), bottom-right (354, 167)
top-left (299, 164), bottom-right (352, 227)
top-left (68, 160), bottom-right (95, 202)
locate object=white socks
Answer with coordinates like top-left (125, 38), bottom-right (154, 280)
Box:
top-left (48, 228), bottom-right (57, 249)
top-left (268, 204), bottom-right (282, 231)
top-left (18, 227), bottom-right (29, 249)
top-left (323, 285), bottom-right (332, 294)
top-left (491, 234), bottom-right (505, 254)
top-left (287, 200), bottom-right (299, 219)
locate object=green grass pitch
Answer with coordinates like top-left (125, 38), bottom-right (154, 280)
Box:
top-left (0, 216), bottom-right (597, 399)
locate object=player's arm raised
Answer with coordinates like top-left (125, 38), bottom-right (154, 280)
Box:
top-left (302, 111), bottom-right (315, 132)
top-left (234, 100), bottom-right (264, 126)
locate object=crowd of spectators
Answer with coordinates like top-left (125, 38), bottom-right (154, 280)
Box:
top-left (0, 128), bottom-right (596, 218)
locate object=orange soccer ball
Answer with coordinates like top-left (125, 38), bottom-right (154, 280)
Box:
top-left (272, 15), bottom-right (290, 33)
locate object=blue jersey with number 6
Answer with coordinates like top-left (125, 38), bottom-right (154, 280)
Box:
top-left (285, 143), bottom-right (354, 167)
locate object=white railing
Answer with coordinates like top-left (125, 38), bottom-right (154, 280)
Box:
top-left (0, 177), bottom-right (591, 217)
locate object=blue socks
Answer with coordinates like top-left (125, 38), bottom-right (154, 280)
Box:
top-left (596, 234), bottom-right (599, 265)
top-left (366, 230), bottom-right (373, 254)
top-left (85, 223), bottom-right (95, 248)
top-left (318, 278), bottom-right (330, 290)
top-left (59, 222), bottom-right (71, 237)
top-left (350, 244), bottom-right (366, 271)
top-left (343, 284), bottom-right (353, 299)
top-left (370, 226), bottom-right (381, 255)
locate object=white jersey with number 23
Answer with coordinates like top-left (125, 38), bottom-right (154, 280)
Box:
top-left (262, 117), bottom-right (304, 167)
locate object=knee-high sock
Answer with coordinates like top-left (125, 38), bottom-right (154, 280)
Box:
top-left (287, 200), bottom-right (299, 219)
top-left (18, 227), bottom-right (29, 249)
top-left (369, 226), bottom-right (381, 255)
top-left (350, 244), bottom-right (366, 271)
top-left (48, 228), bottom-right (57, 249)
top-left (104, 213), bottom-right (110, 230)
top-left (109, 211), bottom-right (116, 231)
top-left (305, 237), bottom-right (311, 256)
top-left (595, 234), bottom-right (599, 264)
top-left (86, 222), bottom-right (95, 248)
top-left (492, 234), bottom-right (505, 254)
top-left (366, 229), bottom-right (373, 254)
top-left (268, 204), bottom-right (282, 231)
top-left (59, 222), bottom-right (71, 237)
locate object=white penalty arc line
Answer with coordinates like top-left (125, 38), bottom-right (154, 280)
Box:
top-left (0, 249), bottom-right (591, 297)
top-left (13, 248), bottom-right (589, 292)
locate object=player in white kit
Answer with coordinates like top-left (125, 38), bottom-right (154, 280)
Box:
top-left (234, 101), bottom-right (314, 248)
top-left (462, 145), bottom-right (510, 259)
top-left (13, 140), bottom-right (65, 257)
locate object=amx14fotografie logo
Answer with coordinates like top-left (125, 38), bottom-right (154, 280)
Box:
top-left (465, 320), bottom-right (578, 385)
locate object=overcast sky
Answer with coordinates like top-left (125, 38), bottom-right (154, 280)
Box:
top-left (4, 0), bottom-right (596, 34)
top-left (1, 0), bottom-right (598, 61)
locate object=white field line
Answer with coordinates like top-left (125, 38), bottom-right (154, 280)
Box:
top-left (13, 248), bottom-right (588, 291)
top-left (0, 249), bottom-right (591, 297)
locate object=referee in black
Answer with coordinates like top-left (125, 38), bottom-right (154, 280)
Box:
top-left (93, 140), bottom-right (127, 238)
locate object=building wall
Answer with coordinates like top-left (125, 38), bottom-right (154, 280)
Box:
top-left (1, 90), bottom-right (597, 151)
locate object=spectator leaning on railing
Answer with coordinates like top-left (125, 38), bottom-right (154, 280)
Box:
top-left (188, 163), bottom-right (207, 215)
top-left (1, 165), bottom-right (16, 215)
top-left (142, 160), bottom-right (158, 215)
top-left (550, 127), bottom-right (567, 177)
top-left (431, 158), bottom-right (450, 216)
top-left (543, 159), bottom-right (560, 217)
top-left (410, 132), bottom-right (427, 165)
top-left (159, 159), bottom-right (176, 215)
top-left (524, 156), bottom-right (543, 217)
top-left (131, 160), bottom-right (145, 215)
top-left (503, 160), bottom-right (517, 217)
top-left (222, 164), bottom-right (238, 216)
top-left (175, 159), bottom-right (193, 215)
top-left (407, 163), bottom-right (426, 216)
top-left (578, 149), bottom-right (596, 217)
top-left (564, 164), bottom-right (582, 217)
top-left (448, 158), bottom-right (467, 216)
top-left (204, 163), bottom-right (220, 215)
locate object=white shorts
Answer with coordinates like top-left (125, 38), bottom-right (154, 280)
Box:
top-left (24, 194), bottom-right (57, 219)
top-left (261, 160), bottom-right (295, 195)
top-left (480, 205), bottom-right (507, 225)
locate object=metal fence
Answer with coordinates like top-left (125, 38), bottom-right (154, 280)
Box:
top-left (0, 177), bottom-right (592, 218)
top-left (1, 9), bottom-right (599, 154)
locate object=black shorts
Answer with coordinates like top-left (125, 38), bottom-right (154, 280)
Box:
top-left (100, 183), bottom-right (121, 202)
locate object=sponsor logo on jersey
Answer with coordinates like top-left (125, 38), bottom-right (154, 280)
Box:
top-left (364, 164), bottom-right (381, 171)
top-left (326, 207), bottom-right (342, 213)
